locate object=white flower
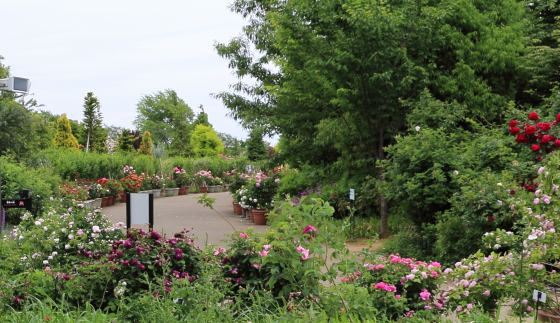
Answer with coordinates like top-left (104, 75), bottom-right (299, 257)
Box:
top-left (538, 167), bottom-right (545, 175)
top-left (415, 126), bottom-right (421, 132)
top-left (528, 235), bottom-right (538, 240)
top-left (497, 200), bottom-right (503, 206)
top-left (497, 183), bottom-right (503, 187)
top-left (34, 221), bottom-right (41, 226)
top-left (65, 244), bottom-right (71, 249)
top-left (43, 260), bottom-right (48, 264)
top-left (453, 170), bottom-right (459, 175)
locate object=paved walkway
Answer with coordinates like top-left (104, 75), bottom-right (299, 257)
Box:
top-left (101, 192), bottom-right (269, 249)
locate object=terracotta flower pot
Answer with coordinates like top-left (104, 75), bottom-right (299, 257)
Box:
top-left (249, 208), bottom-right (255, 223)
top-left (112, 195), bottom-right (117, 205)
top-left (539, 309), bottom-right (560, 323)
top-left (179, 187), bottom-right (185, 195)
top-left (183, 186), bottom-right (190, 195)
top-left (200, 186), bottom-right (208, 193)
top-left (101, 196), bottom-right (109, 207)
top-left (252, 209), bottom-right (269, 225)
top-left (106, 195), bottom-right (113, 206)
top-left (233, 202), bottom-right (243, 215)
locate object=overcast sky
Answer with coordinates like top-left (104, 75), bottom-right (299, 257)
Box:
top-left (1, 1), bottom-right (257, 141)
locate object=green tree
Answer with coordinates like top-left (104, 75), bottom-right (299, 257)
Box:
top-left (0, 56), bottom-right (34, 158)
top-left (218, 132), bottom-right (245, 156)
top-left (117, 129), bottom-right (136, 153)
top-left (137, 131), bottom-right (153, 156)
top-left (52, 113), bottom-right (79, 150)
top-left (190, 124), bottom-right (224, 157)
top-left (215, 0), bottom-right (527, 238)
top-left (133, 89), bottom-right (194, 146)
top-left (246, 128), bottom-right (267, 161)
top-left (81, 92), bottom-right (107, 152)
top-left (168, 103), bottom-right (195, 157)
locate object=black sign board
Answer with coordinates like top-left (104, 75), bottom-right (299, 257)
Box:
top-left (2, 198), bottom-right (32, 212)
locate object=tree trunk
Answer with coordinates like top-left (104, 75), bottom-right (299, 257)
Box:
top-left (86, 133), bottom-right (90, 153)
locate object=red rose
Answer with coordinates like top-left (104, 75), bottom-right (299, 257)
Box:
top-left (509, 127), bottom-right (520, 135)
top-left (525, 125), bottom-right (537, 135)
top-left (509, 120), bottom-right (518, 127)
top-left (537, 156), bottom-right (543, 162)
top-left (538, 122), bottom-right (552, 131)
top-left (487, 216), bottom-right (494, 222)
top-left (528, 112), bottom-right (539, 120)
top-left (553, 140), bottom-right (560, 147)
top-left (556, 113), bottom-right (560, 122)
top-left (541, 135), bottom-right (552, 144)
top-left (510, 190), bottom-right (515, 194)
top-left (532, 144), bottom-right (541, 151)
top-left (546, 148), bottom-right (553, 153)
top-left (515, 133), bottom-right (529, 143)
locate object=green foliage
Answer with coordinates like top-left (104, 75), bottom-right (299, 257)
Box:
top-left (52, 114), bottom-right (79, 150)
top-left (0, 156), bottom-right (59, 223)
top-left (0, 95), bottom-right (33, 158)
top-left (246, 128), bottom-right (268, 161)
top-left (116, 129), bottom-right (136, 153)
top-left (137, 131), bottom-right (153, 156)
top-left (80, 92), bottom-right (106, 153)
top-left (133, 89), bottom-right (194, 146)
top-left (189, 124), bottom-right (224, 158)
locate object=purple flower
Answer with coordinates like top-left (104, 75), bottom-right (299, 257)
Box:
top-left (235, 278), bottom-right (243, 284)
top-left (175, 252), bottom-right (183, 260)
top-left (138, 264), bottom-right (146, 270)
top-left (123, 241), bottom-right (133, 249)
top-left (150, 231), bottom-right (161, 240)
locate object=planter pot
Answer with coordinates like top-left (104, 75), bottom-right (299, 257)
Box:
top-left (111, 195), bottom-right (117, 205)
top-left (208, 186), bottom-right (216, 193)
top-left (233, 202), bottom-right (243, 215)
top-left (165, 188), bottom-right (174, 197)
top-left (538, 309), bottom-right (560, 323)
top-left (200, 186), bottom-right (208, 193)
top-left (172, 188), bottom-right (179, 196)
top-left (120, 193), bottom-right (127, 203)
top-left (252, 209), bottom-right (269, 225)
top-left (161, 188), bottom-right (165, 196)
top-left (178, 187), bottom-right (185, 195)
top-left (249, 208), bottom-right (255, 223)
top-left (84, 200), bottom-right (93, 209)
top-left (152, 189), bottom-right (161, 198)
top-left (140, 190), bottom-right (151, 194)
top-left (183, 186), bottom-right (190, 195)
top-left (106, 195), bottom-right (113, 206)
top-left (101, 196), bottom-right (109, 207)
top-left (216, 185), bottom-right (222, 192)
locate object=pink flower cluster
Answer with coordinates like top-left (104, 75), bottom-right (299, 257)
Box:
top-left (374, 282), bottom-right (397, 292)
top-left (297, 245), bottom-right (310, 260)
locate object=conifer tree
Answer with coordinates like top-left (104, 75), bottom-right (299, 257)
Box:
top-left (117, 129), bottom-right (135, 153)
top-left (138, 131), bottom-right (153, 156)
top-left (81, 92), bottom-right (106, 152)
top-left (246, 128), bottom-right (268, 161)
top-left (52, 113), bottom-right (79, 150)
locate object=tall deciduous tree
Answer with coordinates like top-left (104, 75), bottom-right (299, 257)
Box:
top-left (81, 92), bottom-right (106, 153)
top-left (52, 113), bottom-right (79, 150)
top-left (133, 89), bottom-right (194, 146)
top-left (215, 0), bottom-right (527, 238)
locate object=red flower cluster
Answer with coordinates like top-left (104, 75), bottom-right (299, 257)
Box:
top-left (509, 112), bottom-right (560, 156)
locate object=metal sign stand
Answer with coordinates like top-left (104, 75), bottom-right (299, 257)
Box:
top-left (126, 192), bottom-right (154, 232)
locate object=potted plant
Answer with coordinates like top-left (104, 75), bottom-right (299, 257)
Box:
top-left (106, 179), bottom-right (123, 204)
top-left (194, 170), bottom-right (212, 193)
top-left (164, 178), bottom-right (176, 196)
top-left (150, 174), bottom-right (163, 197)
